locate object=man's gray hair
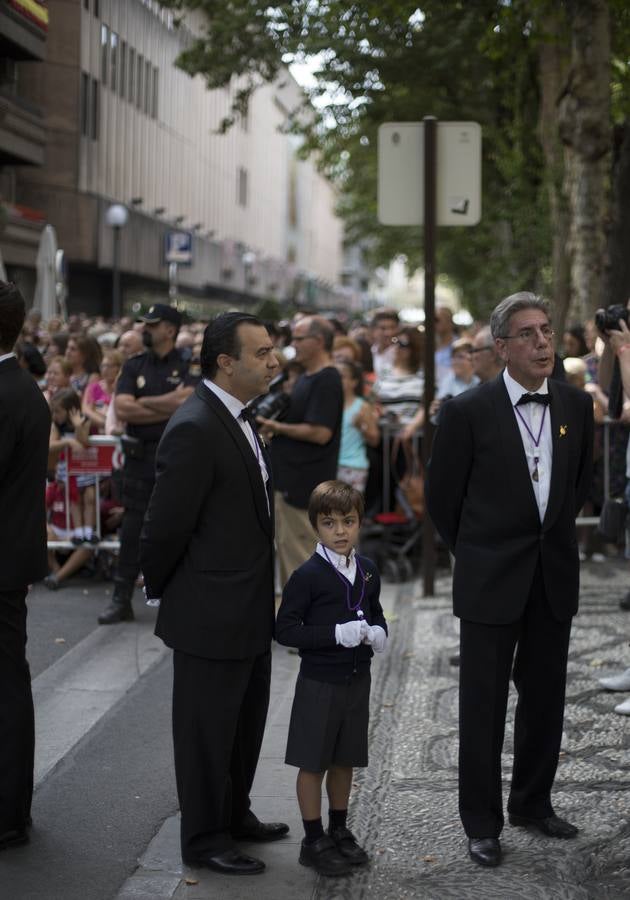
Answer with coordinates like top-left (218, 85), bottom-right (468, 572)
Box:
top-left (305, 315), bottom-right (335, 352)
top-left (490, 292), bottom-right (551, 340)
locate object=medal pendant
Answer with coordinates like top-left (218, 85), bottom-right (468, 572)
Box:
top-left (356, 609), bottom-right (364, 619)
top-left (532, 465), bottom-right (539, 482)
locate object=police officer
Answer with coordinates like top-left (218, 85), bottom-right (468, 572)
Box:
top-left (98, 304), bottom-right (198, 624)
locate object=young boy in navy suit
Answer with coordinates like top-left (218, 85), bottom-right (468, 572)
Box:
top-left (276, 480), bottom-right (388, 878)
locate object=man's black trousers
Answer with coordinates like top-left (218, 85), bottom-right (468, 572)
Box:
top-left (172, 649), bottom-right (271, 858)
top-left (0, 589), bottom-right (34, 833)
top-left (458, 561), bottom-right (572, 838)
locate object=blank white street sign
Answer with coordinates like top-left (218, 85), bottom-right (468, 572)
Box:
top-left (378, 121), bottom-right (482, 226)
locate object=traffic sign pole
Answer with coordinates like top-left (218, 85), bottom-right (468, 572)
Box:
top-left (423, 116), bottom-right (437, 598)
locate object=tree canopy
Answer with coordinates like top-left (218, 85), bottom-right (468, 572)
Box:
top-left (159, 0), bottom-right (630, 323)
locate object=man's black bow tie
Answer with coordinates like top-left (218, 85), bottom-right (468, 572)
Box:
top-left (240, 406), bottom-right (258, 428)
top-left (516, 392), bottom-right (550, 407)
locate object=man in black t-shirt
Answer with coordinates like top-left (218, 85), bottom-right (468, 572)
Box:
top-left (258, 316), bottom-right (343, 586)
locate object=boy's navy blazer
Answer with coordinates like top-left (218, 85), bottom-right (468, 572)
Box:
top-left (141, 382), bottom-right (275, 659)
top-left (426, 373), bottom-right (593, 625)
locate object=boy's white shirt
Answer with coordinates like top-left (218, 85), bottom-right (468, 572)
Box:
top-left (316, 542), bottom-right (357, 585)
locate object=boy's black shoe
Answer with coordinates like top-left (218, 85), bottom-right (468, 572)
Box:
top-left (299, 836), bottom-right (352, 877)
top-left (328, 826), bottom-right (369, 865)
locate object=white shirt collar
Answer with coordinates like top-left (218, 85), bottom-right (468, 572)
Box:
top-left (503, 369), bottom-right (549, 407)
top-left (203, 378), bottom-right (246, 420)
top-left (0, 352), bottom-right (16, 365)
top-left (316, 541), bottom-right (356, 570)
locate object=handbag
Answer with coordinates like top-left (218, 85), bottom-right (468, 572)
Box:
top-left (598, 497), bottom-right (627, 543)
top-left (392, 437), bottom-right (425, 520)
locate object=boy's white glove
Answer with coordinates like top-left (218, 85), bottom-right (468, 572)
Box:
top-left (335, 620), bottom-right (365, 647)
top-left (362, 624), bottom-right (387, 653)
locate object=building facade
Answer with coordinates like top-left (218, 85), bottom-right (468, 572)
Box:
top-left (3, 0), bottom-right (350, 316)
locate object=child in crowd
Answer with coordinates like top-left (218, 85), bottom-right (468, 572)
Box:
top-left (276, 480), bottom-right (388, 877)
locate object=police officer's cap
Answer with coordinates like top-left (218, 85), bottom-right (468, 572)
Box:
top-left (139, 304), bottom-right (182, 328)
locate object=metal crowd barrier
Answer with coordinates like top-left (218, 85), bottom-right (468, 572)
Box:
top-left (575, 415), bottom-right (618, 527)
top-left (47, 435), bottom-right (122, 552)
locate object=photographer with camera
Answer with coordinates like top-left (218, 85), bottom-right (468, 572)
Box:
top-left (258, 316), bottom-right (343, 586)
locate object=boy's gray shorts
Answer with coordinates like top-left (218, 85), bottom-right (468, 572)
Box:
top-left (285, 671), bottom-right (370, 772)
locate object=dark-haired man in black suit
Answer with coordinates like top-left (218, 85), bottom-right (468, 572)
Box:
top-left (0, 282), bottom-right (51, 852)
top-left (427, 292), bottom-right (593, 868)
top-left (140, 312), bottom-right (289, 876)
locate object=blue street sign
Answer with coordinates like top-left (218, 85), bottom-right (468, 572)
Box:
top-left (164, 230), bottom-right (193, 266)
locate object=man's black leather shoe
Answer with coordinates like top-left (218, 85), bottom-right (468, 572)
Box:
top-left (0, 828), bottom-right (29, 852)
top-left (508, 813), bottom-right (578, 838)
top-left (468, 837), bottom-right (501, 867)
top-left (183, 849), bottom-right (265, 875)
top-left (232, 820), bottom-right (289, 842)
top-left (299, 836), bottom-right (352, 876)
top-left (328, 826), bottom-right (368, 865)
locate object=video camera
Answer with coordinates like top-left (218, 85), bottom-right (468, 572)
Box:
top-left (249, 371), bottom-right (290, 421)
top-left (595, 304), bottom-right (629, 333)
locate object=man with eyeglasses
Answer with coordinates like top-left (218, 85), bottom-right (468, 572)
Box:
top-left (427, 291), bottom-right (593, 869)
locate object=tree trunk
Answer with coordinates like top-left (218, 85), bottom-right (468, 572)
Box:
top-left (604, 122), bottom-right (630, 307)
top-left (536, 4), bottom-right (571, 335)
top-left (557, 0), bottom-right (611, 321)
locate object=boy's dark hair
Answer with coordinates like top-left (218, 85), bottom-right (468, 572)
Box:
top-left (0, 281), bottom-right (26, 352)
top-left (308, 480), bottom-right (365, 529)
top-left (200, 311), bottom-right (264, 378)
top-left (50, 387), bottom-right (82, 414)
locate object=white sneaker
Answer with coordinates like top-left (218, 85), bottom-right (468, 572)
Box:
top-left (614, 696), bottom-right (630, 715)
top-left (599, 667), bottom-right (630, 691)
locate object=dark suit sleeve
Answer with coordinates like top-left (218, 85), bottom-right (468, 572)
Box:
top-left (575, 391), bottom-right (594, 514)
top-left (140, 419), bottom-right (212, 598)
top-left (276, 570), bottom-right (337, 649)
top-left (365, 566), bottom-right (387, 633)
top-left (425, 398), bottom-right (473, 554)
top-left (0, 411), bottom-right (16, 481)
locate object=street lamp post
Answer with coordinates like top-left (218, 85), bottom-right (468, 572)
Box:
top-left (105, 203), bottom-right (129, 319)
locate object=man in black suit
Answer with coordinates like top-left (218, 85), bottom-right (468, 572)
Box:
top-left (0, 282), bottom-right (51, 852)
top-left (140, 312), bottom-right (289, 876)
top-left (427, 292), bottom-right (593, 868)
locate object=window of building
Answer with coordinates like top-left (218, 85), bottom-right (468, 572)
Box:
top-left (83, 0), bottom-right (89, 10)
top-left (237, 167), bottom-right (248, 207)
top-left (144, 58), bottom-right (151, 114)
top-left (80, 72), bottom-right (89, 136)
top-left (119, 42), bottom-right (127, 99)
top-left (100, 24), bottom-right (109, 84)
top-left (136, 54), bottom-right (143, 110)
top-left (151, 67), bottom-right (159, 119)
top-left (128, 47), bottom-right (135, 104)
top-left (110, 32), bottom-right (118, 92)
top-left (90, 78), bottom-right (99, 140)
top-left (94, 0), bottom-right (100, 16)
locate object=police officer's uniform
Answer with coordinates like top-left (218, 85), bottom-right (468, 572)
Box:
top-left (98, 305), bottom-right (200, 624)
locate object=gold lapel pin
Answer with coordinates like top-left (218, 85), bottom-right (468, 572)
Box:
top-left (559, 425), bottom-right (568, 437)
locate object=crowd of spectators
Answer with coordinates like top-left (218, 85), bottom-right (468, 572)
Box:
top-left (13, 299), bottom-right (630, 711)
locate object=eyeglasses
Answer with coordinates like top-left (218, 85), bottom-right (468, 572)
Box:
top-left (501, 326), bottom-right (554, 344)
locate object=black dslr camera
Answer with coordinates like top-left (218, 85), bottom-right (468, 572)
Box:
top-left (595, 304), bottom-right (630, 332)
top-left (249, 372), bottom-right (290, 421)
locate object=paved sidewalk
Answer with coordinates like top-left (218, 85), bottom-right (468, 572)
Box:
top-left (117, 561), bottom-right (630, 900)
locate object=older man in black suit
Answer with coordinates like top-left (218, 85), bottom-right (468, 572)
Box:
top-left (0, 282), bottom-right (51, 852)
top-left (140, 312), bottom-right (288, 876)
top-left (427, 292), bottom-right (593, 868)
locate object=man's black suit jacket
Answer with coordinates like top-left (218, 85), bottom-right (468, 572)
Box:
top-left (140, 383), bottom-right (275, 660)
top-left (0, 357), bottom-right (50, 590)
top-left (426, 374), bottom-right (593, 624)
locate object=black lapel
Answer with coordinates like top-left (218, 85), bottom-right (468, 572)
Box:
top-left (542, 379), bottom-right (568, 531)
top-left (491, 376), bottom-right (540, 520)
top-left (196, 383), bottom-right (272, 536)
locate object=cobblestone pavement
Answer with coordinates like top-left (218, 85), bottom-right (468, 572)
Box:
top-left (318, 559), bottom-right (630, 900)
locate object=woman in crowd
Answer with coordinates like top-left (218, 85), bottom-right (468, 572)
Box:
top-left (43, 355), bottom-right (72, 405)
top-left (336, 360), bottom-right (380, 492)
top-left (372, 325), bottom-right (424, 429)
top-left (82, 349), bottom-right (122, 432)
top-left (65, 333), bottom-right (101, 395)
